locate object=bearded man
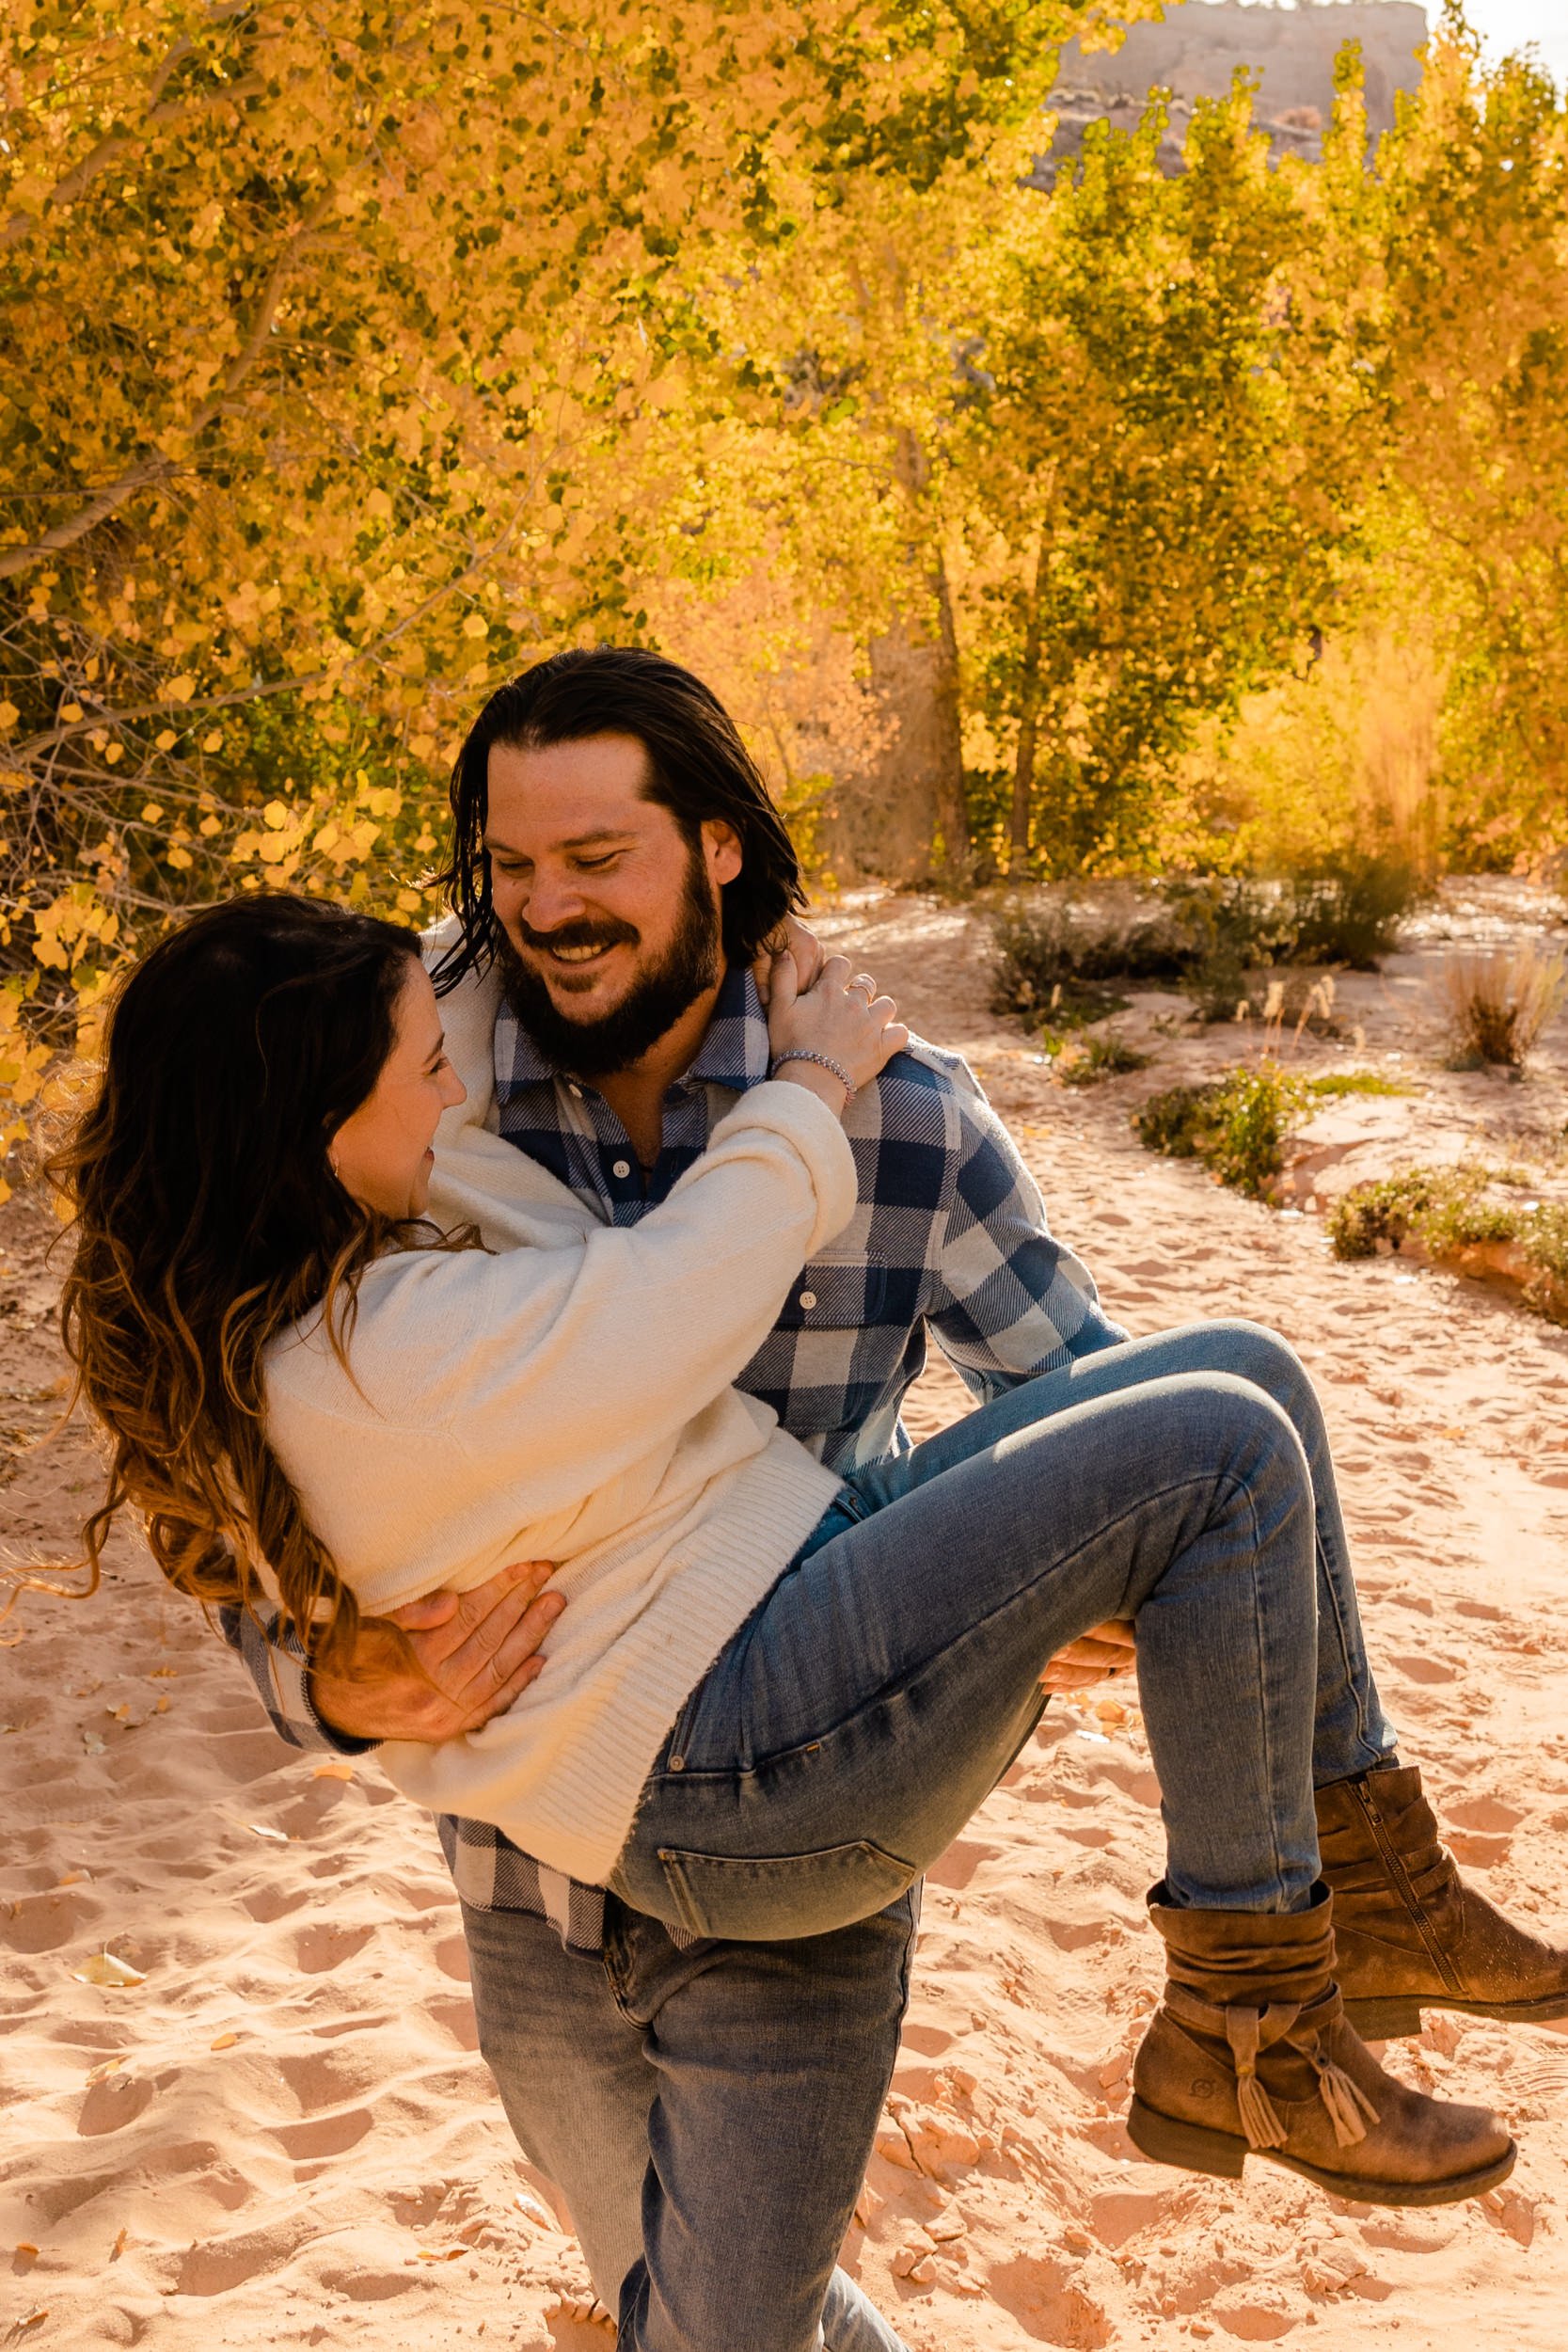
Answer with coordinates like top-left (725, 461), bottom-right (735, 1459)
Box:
top-left (226, 647), bottom-right (1568, 2350)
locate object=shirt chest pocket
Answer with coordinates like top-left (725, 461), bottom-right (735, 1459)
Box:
top-left (773, 1256), bottom-right (888, 1332)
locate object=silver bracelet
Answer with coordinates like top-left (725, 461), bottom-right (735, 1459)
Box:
top-left (768, 1049), bottom-right (856, 1106)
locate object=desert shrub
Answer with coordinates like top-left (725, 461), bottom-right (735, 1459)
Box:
top-left (1053, 1032), bottom-right (1152, 1088)
top-left (1328, 1167), bottom-right (1568, 1327)
top-left (990, 907), bottom-right (1180, 1020)
top-left (1438, 945), bottom-right (1567, 1069)
top-left (1133, 1063), bottom-right (1305, 1199)
top-left (1284, 855), bottom-right (1426, 969)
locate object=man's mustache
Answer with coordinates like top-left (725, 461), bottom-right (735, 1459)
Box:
top-left (515, 916), bottom-right (641, 956)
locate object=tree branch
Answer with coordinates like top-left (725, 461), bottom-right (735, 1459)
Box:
top-left (1, 72), bottom-right (266, 255)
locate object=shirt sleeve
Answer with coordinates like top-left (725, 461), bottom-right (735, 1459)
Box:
top-left (926, 1077), bottom-right (1129, 1401)
top-left (216, 1604), bottom-right (381, 1758)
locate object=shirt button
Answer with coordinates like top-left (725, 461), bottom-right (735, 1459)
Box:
top-left (799, 1289), bottom-right (817, 1311)
top-left (612, 1159), bottom-right (631, 1180)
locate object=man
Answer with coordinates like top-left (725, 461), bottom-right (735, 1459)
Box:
top-left (228, 647), bottom-right (1568, 2344)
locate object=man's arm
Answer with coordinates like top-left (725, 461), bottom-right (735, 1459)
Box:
top-left (925, 1067), bottom-right (1129, 1398)
top-left (218, 1562), bottom-right (564, 1750)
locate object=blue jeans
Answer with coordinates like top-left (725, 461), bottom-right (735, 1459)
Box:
top-left (462, 1893), bottom-right (913, 2352)
top-left (612, 1321), bottom-right (1399, 1939)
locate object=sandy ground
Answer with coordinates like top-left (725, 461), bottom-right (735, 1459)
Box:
top-left (3, 884), bottom-right (1567, 2351)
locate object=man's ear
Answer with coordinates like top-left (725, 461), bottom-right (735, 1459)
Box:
top-left (702, 818), bottom-right (743, 889)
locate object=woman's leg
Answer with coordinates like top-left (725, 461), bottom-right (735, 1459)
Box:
top-left (853, 1319), bottom-right (1398, 1786)
top-left (613, 1368), bottom-right (1320, 1935)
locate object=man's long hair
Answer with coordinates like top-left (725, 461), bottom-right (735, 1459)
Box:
top-left (433, 647), bottom-right (805, 994)
top-left (45, 894), bottom-right (436, 1668)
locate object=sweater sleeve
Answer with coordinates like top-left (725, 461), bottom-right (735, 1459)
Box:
top-left (281, 1077), bottom-right (857, 1526)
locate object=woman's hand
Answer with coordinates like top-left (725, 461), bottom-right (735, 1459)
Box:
top-left (1041, 1618), bottom-right (1136, 1696)
top-left (752, 914), bottom-right (825, 1002)
top-left (766, 948), bottom-right (908, 1112)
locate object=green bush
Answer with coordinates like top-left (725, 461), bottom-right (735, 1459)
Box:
top-left (1133, 1063), bottom-right (1305, 1199)
top-left (1328, 1169), bottom-right (1568, 1323)
top-left (1285, 856), bottom-right (1427, 969)
top-left (1053, 1032), bottom-right (1152, 1087)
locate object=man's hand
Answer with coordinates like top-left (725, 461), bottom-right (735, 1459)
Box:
top-left (752, 913), bottom-right (825, 1002)
top-left (309, 1561), bottom-right (563, 1742)
top-left (1041, 1617), bottom-right (1135, 1696)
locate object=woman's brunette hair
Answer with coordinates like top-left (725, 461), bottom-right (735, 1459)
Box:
top-left (47, 893), bottom-right (427, 1668)
top-left (434, 645), bottom-right (805, 993)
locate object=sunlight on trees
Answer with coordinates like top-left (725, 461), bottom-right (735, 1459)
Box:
top-left (2, 2), bottom-right (1565, 1166)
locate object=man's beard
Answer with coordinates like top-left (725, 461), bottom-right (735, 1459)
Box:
top-left (495, 850), bottom-right (722, 1081)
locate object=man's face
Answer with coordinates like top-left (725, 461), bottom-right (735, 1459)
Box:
top-left (483, 732), bottom-right (741, 1074)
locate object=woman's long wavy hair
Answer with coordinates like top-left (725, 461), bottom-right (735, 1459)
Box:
top-left (47, 893), bottom-right (431, 1669)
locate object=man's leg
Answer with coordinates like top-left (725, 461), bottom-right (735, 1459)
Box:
top-left (853, 1318), bottom-right (1399, 1782)
top-left (608, 1896), bottom-right (915, 2352)
top-left (462, 1899), bottom-right (910, 2350)
top-left (462, 1900), bottom-right (654, 2310)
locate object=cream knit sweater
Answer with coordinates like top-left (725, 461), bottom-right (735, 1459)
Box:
top-left (261, 948), bottom-right (851, 1883)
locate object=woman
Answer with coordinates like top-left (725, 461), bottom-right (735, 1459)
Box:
top-left (55, 892), bottom-right (1512, 2215)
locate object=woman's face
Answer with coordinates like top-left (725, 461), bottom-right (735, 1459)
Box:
top-left (328, 962), bottom-right (466, 1218)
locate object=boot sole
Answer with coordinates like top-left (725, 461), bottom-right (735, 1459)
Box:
top-left (1126, 2096), bottom-right (1517, 2208)
top-left (1345, 1991), bottom-right (1568, 2040)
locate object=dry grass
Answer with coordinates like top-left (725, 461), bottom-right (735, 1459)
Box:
top-left (1437, 943), bottom-right (1567, 1069)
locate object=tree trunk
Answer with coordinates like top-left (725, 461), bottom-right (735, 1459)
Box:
top-left (1010, 537), bottom-right (1046, 870)
top-left (827, 426), bottom-right (969, 884)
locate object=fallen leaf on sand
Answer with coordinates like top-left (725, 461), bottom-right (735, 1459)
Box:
top-left (514, 2192), bottom-right (555, 2228)
top-left (14, 2241), bottom-right (39, 2261)
top-left (55, 1870), bottom-right (89, 1888)
top-left (149, 1666), bottom-right (178, 1678)
top-left (73, 1951), bottom-right (147, 1988)
top-left (111, 2229), bottom-right (129, 2259)
top-left (417, 2245), bottom-right (466, 2262)
top-left (85, 2057), bottom-right (126, 2085)
top-left (311, 1759), bottom-right (356, 1781)
top-left (210, 2032), bottom-right (240, 2051)
top-left (82, 1732), bottom-right (107, 1756)
top-left (15, 2308), bottom-right (48, 2329)
top-left (246, 1822), bottom-right (288, 1843)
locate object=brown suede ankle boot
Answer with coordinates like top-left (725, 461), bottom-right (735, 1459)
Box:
top-left (1317, 1762), bottom-right (1568, 2038)
top-left (1128, 1885), bottom-right (1515, 2206)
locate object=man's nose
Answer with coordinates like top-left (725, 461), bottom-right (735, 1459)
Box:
top-left (510, 866), bottom-right (586, 933)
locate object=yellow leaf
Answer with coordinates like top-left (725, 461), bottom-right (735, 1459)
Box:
top-left (246, 1821), bottom-right (288, 1843)
top-left (154, 730), bottom-right (177, 752)
top-left (262, 801), bottom-right (291, 830)
top-left (166, 675), bottom-right (196, 704)
top-left (167, 847), bottom-right (194, 870)
top-left (210, 2031), bottom-right (240, 2051)
top-left (15, 2242), bottom-right (39, 2260)
top-left (104, 741), bottom-right (124, 763)
top-left (366, 488), bottom-right (394, 520)
top-left (74, 1951), bottom-right (147, 1989)
top-left (461, 612), bottom-right (488, 639)
top-left (86, 2057), bottom-right (125, 2085)
top-left (396, 888), bottom-right (422, 912)
top-left (198, 815), bottom-right (222, 836)
top-left (202, 731), bottom-right (224, 754)
top-left (311, 1758), bottom-right (355, 1781)
top-left (112, 2228), bottom-right (129, 2259)
top-left (417, 2245), bottom-right (466, 2262)
top-left (59, 702), bottom-right (84, 722)
top-left (140, 803), bottom-right (165, 824)
top-left (16, 2307), bottom-right (47, 2330)
top-left (0, 701), bottom-right (17, 730)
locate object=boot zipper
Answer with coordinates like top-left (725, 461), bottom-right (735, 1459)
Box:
top-left (1351, 1779), bottom-right (1464, 1994)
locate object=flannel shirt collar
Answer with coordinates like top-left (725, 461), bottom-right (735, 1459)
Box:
top-left (499, 961), bottom-right (769, 1098)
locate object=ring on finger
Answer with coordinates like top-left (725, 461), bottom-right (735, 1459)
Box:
top-left (849, 972), bottom-right (877, 999)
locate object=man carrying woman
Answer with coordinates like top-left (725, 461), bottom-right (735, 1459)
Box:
top-left (52, 650), bottom-right (1568, 2350)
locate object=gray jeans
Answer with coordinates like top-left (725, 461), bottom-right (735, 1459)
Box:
top-left (462, 1891), bottom-right (914, 2352)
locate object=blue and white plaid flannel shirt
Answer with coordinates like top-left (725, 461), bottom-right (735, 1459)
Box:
top-left (225, 964), bottom-right (1125, 1952)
